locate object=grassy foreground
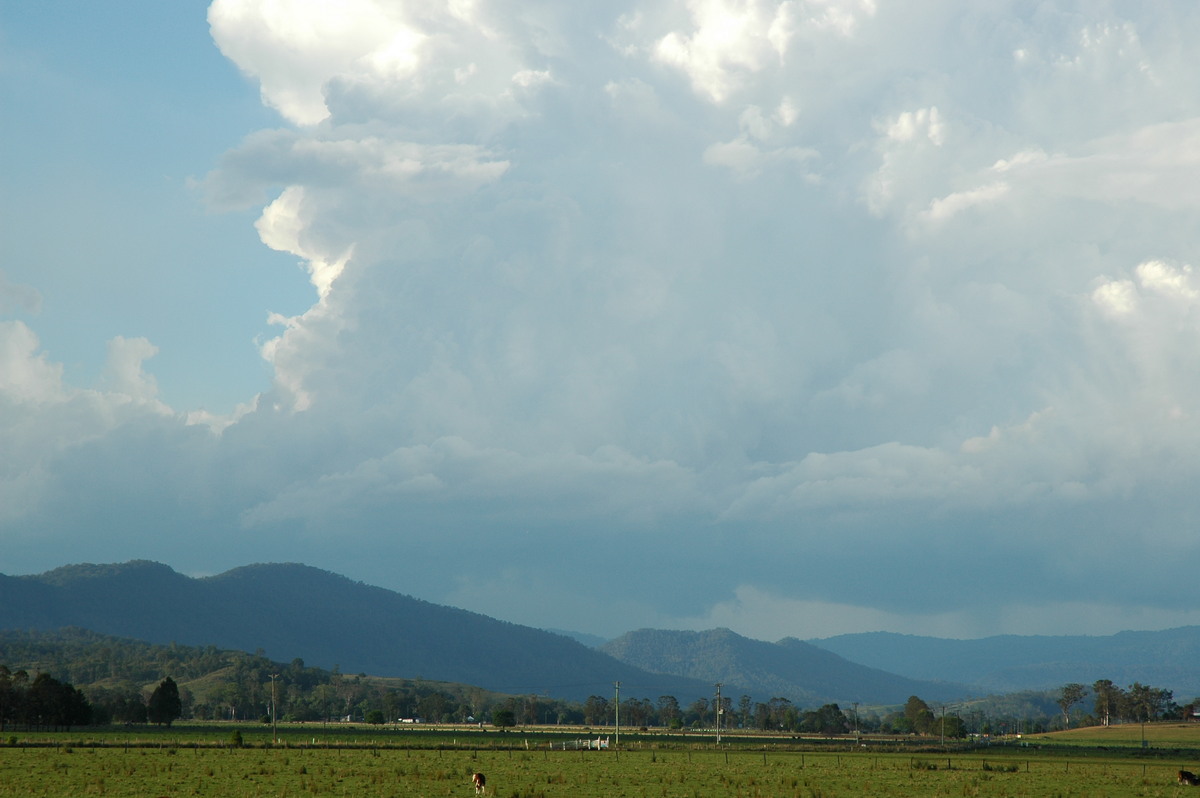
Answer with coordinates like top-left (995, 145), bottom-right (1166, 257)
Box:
top-left (4, 725), bottom-right (1200, 797)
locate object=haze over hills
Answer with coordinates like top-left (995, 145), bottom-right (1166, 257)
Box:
top-left (0, 561), bottom-right (716, 703)
top-left (4, 560), bottom-right (1196, 707)
top-left (600, 628), bottom-right (971, 706)
top-left (809, 630), bottom-right (1200, 699)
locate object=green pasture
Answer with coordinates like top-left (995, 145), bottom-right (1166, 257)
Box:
top-left (4, 725), bottom-right (1200, 797)
top-left (1027, 723), bottom-right (1200, 750)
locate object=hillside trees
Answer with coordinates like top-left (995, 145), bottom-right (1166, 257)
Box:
top-left (417, 691), bottom-right (448, 723)
top-left (7, 628), bottom-right (1193, 734)
top-left (86, 684), bottom-right (147, 724)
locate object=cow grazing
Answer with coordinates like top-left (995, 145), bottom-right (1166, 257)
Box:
top-left (472, 772), bottom-right (486, 794)
top-left (1178, 770), bottom-right (1200, 786)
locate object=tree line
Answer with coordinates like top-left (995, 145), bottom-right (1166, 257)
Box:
top-left (0, 665), bottom-right (184, 731)
top-left (0, 664), bottom-right (1005, 740)
top-left (0, 667), bottom-right (92, 731)
top-left (4, 652), bottom-right (1150, 740)
top-left (1056, 680), bottom-right (1184, 729)
top-left (2, 629), bottom-right (1191, 736)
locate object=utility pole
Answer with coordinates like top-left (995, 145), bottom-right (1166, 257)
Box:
top-left (614, 682), bottom-right (620, 747)
top-left (270, 673), bottom-right (279, 744)
top-left (714, 683), bottom-right (722, 744)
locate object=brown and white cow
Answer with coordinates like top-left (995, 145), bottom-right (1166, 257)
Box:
top-left (472, 772), bottom-right (487, 794)
top-left (1178, 770), bottom-right (1199, 786)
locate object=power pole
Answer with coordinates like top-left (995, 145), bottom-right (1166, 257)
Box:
top-left (715, 683), bottom-right (722, 744)
top-left (270, 673), bottom-right (279, 744)
top-left (614, 682), bottom-right (620, 747)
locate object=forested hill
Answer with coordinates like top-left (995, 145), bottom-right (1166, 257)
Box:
top-left (0, 627), bottom-right (518, 725)
top-left (0, 561), bottom-right (714, 703)
top-left (809, 629), bottom-right (1200, 698)
top-left (601, 628), bottom-right (971, 706)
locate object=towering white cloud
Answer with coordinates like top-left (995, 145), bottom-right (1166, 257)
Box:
top-left (7, 1), bottom-right (1200, 641)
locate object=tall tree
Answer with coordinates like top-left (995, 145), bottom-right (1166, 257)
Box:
top-left (939, 714), bottom-right (967, 739)
top-left (1093, 679), bottom-right (1121, 727)
top-left (657, 695), bottom-right (680, 728)
top-left (0, 667), bottom-right (13, 732)
top-left (904, 696), bottom-right (936, 735)
top-left (766, 697), bottom-right (792, 731)
top-left (738, 694), bottom-right (752, 729)
top-left (1057, 683), bottom-right (1087, 729)
top-left (147, 677), bottom-right (182, 727)
top-left (583, 695), bottom-right (608, 726)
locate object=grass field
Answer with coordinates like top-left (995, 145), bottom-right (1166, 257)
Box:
top-left (1027, 722), bottom-right (1200, 749)
top-left (4, 724), bottom-right (1200, 797)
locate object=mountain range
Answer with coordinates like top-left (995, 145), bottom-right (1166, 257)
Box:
top-left (0, 560), bottom-right (714, 702)
top-left (600, 628), bottom-right (970, 705)
top-left (810, 629), bottom-right (1200, 699)
top-left (2, 560), bottom-right (1197, 706)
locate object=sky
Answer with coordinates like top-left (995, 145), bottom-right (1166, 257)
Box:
top-left (3, 0), bottom-right (1200, 644)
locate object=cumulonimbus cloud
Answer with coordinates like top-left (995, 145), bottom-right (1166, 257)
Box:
top-left (8, 1), bottom-right (1200, 641)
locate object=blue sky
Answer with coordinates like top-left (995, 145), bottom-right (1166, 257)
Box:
top-left (4, 1), bottom-right (1200, 643)
top-left (0, 1), bottom-right (309, 411)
